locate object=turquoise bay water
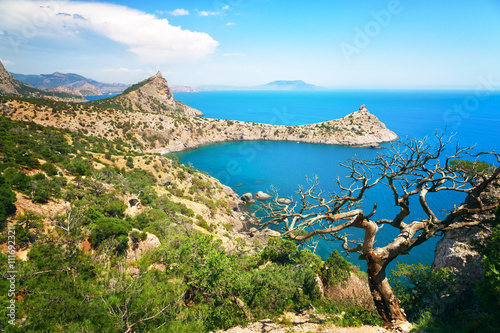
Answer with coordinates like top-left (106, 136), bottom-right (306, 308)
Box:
top-left (174, 90), bottom-right (500, 269)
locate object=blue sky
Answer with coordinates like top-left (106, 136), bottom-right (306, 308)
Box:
top-left (0, 0), bottom-right (499, 88)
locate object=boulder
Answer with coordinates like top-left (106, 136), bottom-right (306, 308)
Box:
top-left (125, 230), bottom-right (161, 263)
top-left (241, 192), bottom-right (255, 203)
top-left (277, 198), bottom-right (292, 204)
top-left (263, 228), bottom-right (281, 237)
top-left (254, 191), bottom-right (271, 200)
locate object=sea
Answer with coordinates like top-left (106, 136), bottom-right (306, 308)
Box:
top-left (173, 90), bottom-right (500, 271)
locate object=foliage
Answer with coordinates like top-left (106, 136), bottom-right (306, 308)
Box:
top-left (260, 237), bottom-right (298, 265)
top-left (132, 208), bottom-right (168, 230)
top-left (0, 106), bottom-right (381, 331)
top-left (476, 205), bottom-right (500, 322)
top-left (14, 213), bottom-right (43, 247)
top-left (389, 263), bottom-right (458, 321)
top-left (319, 249), bottom-right (352, 287)
top-left (0, 174), bottom-right (16, 230)
top-left (449, 159), bottom-right (496, 179)
top-left (153, 196), bottom-right (194, 218)
top-left (89, 217), bottom-right (131, 253)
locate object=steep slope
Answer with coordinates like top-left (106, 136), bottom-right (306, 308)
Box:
top-left (0, 61), bottom-right (85, 102)
top-left (92, 71), bottom-right (202, 117)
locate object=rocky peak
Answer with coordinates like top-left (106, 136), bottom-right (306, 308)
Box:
top-left (153, 71), bottom-right (163, 79)
top-left (356, 104), bottom-right (370, 115)
top-left (120, 71), bottom-right (202, 117)
top-left (0, 59), bottom-right (23, 96)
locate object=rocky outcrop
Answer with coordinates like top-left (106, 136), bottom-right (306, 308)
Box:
top-left (153, 105), bottom-right (398, 154)
top-left (118, 71), bottom-right (202, 117)
top-left (254, 191), bottom-right (271, 200)
top-left (432, 179), bottom-right (500, 283)
top-left (277, 198), bottom-right (292, 204)
top-left (125, 230), bottom-right (161, 263)
top-left (432, 225), bottom-right (491, 284)
top-left (241, 193), bottom-right (255, 203)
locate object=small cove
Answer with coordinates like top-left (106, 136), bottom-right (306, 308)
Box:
top-left (174, 90), bottom-right (500, 269)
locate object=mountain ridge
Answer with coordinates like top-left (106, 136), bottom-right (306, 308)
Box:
top-left (11, 71), bottom-right (128, 95)
top-left (0, 60), bottom-right (85, 102)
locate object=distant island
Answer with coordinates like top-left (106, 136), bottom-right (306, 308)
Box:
top-left (197, 80), bottom-right (326, 91)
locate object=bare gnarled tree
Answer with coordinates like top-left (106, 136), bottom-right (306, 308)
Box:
top-left (257, 134), bottom-right (499, 331)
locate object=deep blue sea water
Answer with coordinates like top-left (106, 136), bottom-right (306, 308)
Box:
top-left (174, 90), bottom-right (500, 270)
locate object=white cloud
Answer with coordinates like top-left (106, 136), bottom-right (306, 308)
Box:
top-left (226, 22), bottom-right (236, 26)
top-left (222, 5), bottom-right (230, 10)
top-left (169, 8), bottom-right (189, 16)
top-left (222, 53), bottom-right (247, 57)
top-left (0, 1), bottom-right (218, 63)
top-left (0, 58), bottom-right (14, 66)
top-left (197, 10), bottom-right (220, 16)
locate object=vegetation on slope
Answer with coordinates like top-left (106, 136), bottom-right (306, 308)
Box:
top-left (0, 114), bottom-right (383, 332)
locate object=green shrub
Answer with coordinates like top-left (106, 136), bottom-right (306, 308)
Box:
top-left (126, 156), bottom-right (134, 169)
top-left (319, 249), bottom-right (351, 287)
top-left (476, 205), bottom-right (500, 321)
top-left (89, 217), bottom-right (131, 250)
top-left (389, 263), bottom-right (458, 322)
top-left (41, 162), bottom-right (59, 176)
top-left (0, 174), bottom-right (16, 230)
top-left (103, 199), bottom-right (127, 218)
top-left (66, 157), bottom-right (93, 176)
top-left (14, 213), bottom-right (43, 246)
top-left (132, 209), bottom-right (168, 229)
top-left (196, 215), bottom-right (213, 232)
top-left (153, 196), bottom-right (194, 218)
top-left (260, 238), bottom-right (298, 265)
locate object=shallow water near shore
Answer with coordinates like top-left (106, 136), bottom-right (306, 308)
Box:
top-left (174, 90), bottom-right (500, 270)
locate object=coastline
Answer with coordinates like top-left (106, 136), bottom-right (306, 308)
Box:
top-left (152, 105), bottom-right (399, 154)
top-left (1, 99), bottom-right (398, 156)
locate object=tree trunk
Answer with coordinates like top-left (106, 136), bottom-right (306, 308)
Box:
top-left (366, 252), bottom-right (411, 332)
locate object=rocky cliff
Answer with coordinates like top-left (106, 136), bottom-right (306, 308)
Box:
top-left (432, 179), bottom-right (500, 283)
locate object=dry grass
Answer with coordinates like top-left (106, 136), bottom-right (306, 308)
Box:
top-left (323, 272), bottom-right (376, 310)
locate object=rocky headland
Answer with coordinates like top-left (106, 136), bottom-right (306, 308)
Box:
top-left (0, 69), bottom-right (398, 155)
